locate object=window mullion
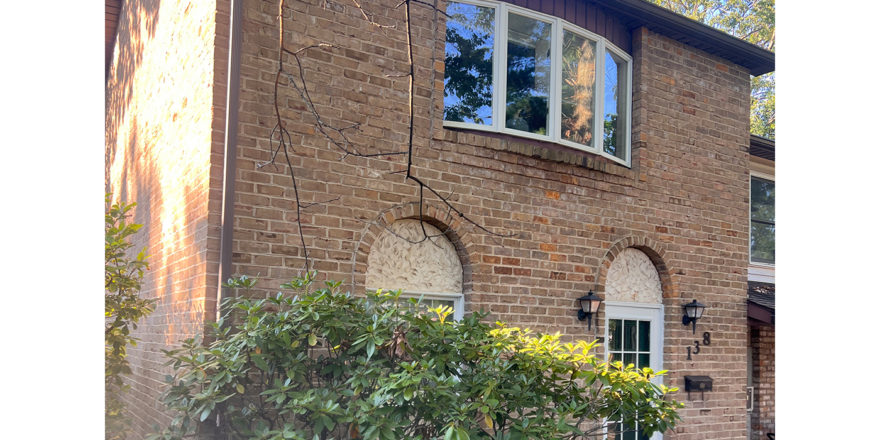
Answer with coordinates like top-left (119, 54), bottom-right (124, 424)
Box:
top-left (494, 4), bottom-right (507, 132)
top-left (552, 19), bottom-right (563, 143)
top-left (595, 38), bottom-right (605, 155)
top-left (625, 54), bottom-right (633, 166)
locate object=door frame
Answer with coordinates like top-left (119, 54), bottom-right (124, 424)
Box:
top-left (603, 301), bottom-right (665, 440)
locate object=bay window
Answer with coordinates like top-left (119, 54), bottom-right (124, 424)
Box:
top-left (444, 0), bottom-right (632, 166)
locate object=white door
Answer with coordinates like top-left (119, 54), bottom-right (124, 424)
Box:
top-left (605, 302), bottom-right (664, 440)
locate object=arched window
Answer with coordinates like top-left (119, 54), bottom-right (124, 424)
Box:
top-left (604, 248), bottom-right (664, 440)
top-left (365, 219), bottom-right (464, 320)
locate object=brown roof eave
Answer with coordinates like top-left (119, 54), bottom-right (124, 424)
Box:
top-left (590, 0), bottom-right (775, 76)
top-left (106, 0), bottom-right (123, 77)
top-left (749, 134), bottom-right (775, 162)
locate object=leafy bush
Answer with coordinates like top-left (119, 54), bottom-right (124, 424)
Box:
top-left (106, 196), bottom-right (155, 440)
top-left (149, 275), bottom-right (681, 440)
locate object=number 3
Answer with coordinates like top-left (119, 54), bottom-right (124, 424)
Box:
top-left (693, 341), bottom-right (701, 355)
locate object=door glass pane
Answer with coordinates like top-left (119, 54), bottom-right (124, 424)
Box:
top-left (624, 320), bottom-right (636, 351)
top-left (638, 321), bottom-right (650, 352)
top-left (750, 221), bottom-right (775, 264)
top-left (444, 2), bottom-right (495, 125)
top-left (623, 352), bottom-right (635, 367)
top-left (638, 353), bottom-right (650, 370)
top-left (623, 424), bottom-right (636, 440)
top-left (609, 319), bottom-right (622, 351)
top-left (560, 31), bottom-right (596, 147)
top-left (603, 50), bottom-right (628, 160)
top-left (610, 352), bottom-right (622, 366)
top-left (505, 12), bottom-right (552, 135)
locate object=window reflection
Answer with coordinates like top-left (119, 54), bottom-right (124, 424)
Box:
top-left (603, 50), bottom-right (628, 160)
top-left (750, 177), bottom-right (775, 264)
top-left (505, 12), bottom-right (552, 135)
top-left (444, 2), bottom-right (495, 125)
top-left (560, 31), bottom-right (596, 146)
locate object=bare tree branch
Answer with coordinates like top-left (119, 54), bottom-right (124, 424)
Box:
top-left (264, 0), bottom-right (516, 278)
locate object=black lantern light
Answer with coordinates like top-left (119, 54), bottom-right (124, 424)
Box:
top-left (681, 300), bottom-right (707, 334)
top-left (576, 290), bottom-right (603, 330)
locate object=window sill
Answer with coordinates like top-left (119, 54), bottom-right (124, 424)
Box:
top-left (441, 126), bottom-right (638, 181)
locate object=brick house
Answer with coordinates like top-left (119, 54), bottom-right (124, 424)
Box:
top-left (104, 0), bottom-right (775, 439)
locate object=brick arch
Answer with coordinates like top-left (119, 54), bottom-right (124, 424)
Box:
top-left (595, 236), bottom-right (680, 300)
top-left (350, 202), bottom-right (476, 298)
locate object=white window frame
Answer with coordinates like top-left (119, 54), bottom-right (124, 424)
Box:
top-left (604, 301), bottom-right (664, 440)
top-left (748, 171), bottom-right (775, 267)
top-left (366, 288), bottom-right (464, 321)
top-left (443, 0), bottom-right (633, 167)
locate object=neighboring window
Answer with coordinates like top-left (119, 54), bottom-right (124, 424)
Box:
top-left (444, 0), bottom-right (632, 166)
top-left (750, 175), bottom-right (775, 265)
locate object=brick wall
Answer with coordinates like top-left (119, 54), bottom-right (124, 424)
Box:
top-left (104, 0), bottom-right (229, 436)
top-left (228, 1), bottom-right (753, 439)
top-left (750, 325), bottom-right (775, 440)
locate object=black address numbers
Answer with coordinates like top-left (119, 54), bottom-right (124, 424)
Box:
top-left (686, 332), bottom-right (711, 360)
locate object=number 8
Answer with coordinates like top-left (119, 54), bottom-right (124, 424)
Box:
top-left (703, 332), bottom-right (711, 346)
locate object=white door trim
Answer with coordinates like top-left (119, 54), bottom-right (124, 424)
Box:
top-left (604, 302), bottom-right (664, 440)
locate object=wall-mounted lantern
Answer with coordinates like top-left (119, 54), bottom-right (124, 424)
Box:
top-left (681, 300), bottom-right (707, 334)
top-left (577, 290), bottom-right (603, 330)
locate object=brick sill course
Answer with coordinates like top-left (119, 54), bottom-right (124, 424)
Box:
top-left (442, 126), bottom-right (637, 181)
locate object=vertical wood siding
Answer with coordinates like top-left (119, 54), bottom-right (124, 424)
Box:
top-left (498, 0), bottom-right (632, 54)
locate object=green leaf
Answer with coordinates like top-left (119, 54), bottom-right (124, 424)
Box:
top-left (236, 384), bottom-right (245, 394)
top-left (308, 334), bottom-right (317, 346)
top-left (252, 355), bottom-right (270, 372)
top-left (445, 425), bottom-right (456, 440)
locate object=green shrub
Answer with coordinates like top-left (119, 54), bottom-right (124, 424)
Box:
top-left (106, 196), bottom-right (155, 440)
top-left (150, 275), bottom-right (681, 440)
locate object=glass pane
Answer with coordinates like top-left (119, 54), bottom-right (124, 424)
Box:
top-left (444, 2), bottom-right (495, 125)
top-left (624, 320), bottom-right (636, 351)
top-left (610, 352), bottom-right (622, 366)
top-left (400, 297), bottom-right (456, 318)
top-left (560, 31), bottom-right (596, 146)
top-left (623, 424), bottom-right (636, 440)
top-left (637, 428), bottom-right (650, 440)
top-left (505, 12), bottom-right (552, 135)
top-left (603, 50), bottom-right (628, 160)
top-left (751, 177), bottom-right (775, 222)
top-left (751, 221), bottom-right (775, 264)
top-left (638, 353), bottom-right (650, 370)
top-left (623, 352), bottom-right (635, 367)
top-left (609, 319), bottom-right (622, 351)
top-left (638, 321), bottom-right (650, 352)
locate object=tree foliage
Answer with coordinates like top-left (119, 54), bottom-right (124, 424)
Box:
top-left (148, 276), bottom-right (681, 440)
top-left (648, 0), bottom-right (775, 138)
top-left (106, 196), bottom-right (155, 440)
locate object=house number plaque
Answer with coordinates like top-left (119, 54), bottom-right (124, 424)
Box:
top-left (686, 332), bottom-right (711, 360)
